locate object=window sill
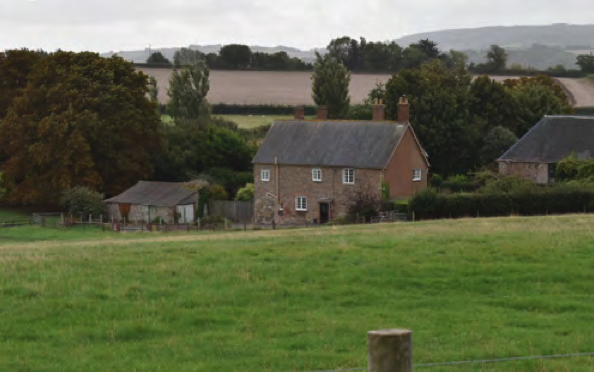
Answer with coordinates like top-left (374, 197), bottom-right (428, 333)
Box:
top-left (312, 180), bottom-right (323, 183)
top-left (413, 179), bottom-right (422, 182)
top-left (295, 209), bottom-right (307, 212)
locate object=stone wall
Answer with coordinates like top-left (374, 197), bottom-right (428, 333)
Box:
top-left (253, 164), bottom-right (382, 225)
top-left (498, 162), bottom-right (551, 184)
top-left (106, 203), bottom-right (175, 223)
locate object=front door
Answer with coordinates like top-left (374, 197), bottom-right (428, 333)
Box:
top-left (319, 203), bottom-right (330, 224)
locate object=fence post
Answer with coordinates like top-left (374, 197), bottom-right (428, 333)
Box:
top-left (89, 214), bottom-right (92, 224)
top-left (61, 213), bottom-right (65, 225)
top-left (368, 329), bottom-right (413, 372)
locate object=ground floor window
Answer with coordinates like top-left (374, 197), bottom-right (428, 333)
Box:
top-left (295, 196), bottom-right (307, 211)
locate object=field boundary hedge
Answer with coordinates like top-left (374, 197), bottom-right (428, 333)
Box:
top-left (409, 187), bottom-right (594, 220)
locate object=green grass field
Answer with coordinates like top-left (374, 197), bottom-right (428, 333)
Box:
top-left (2, 215), bottom-right (594, 371)
top-left (0, 208), bottom-right (28, 221)
top-left (162, 114), bottom-right (314, 128)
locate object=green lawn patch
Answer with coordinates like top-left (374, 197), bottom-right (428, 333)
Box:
top-left (2, 215), bottom-right (594, 371)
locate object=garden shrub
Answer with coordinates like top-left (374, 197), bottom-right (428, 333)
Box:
top-left (60, 186), bottom-right (107, 219)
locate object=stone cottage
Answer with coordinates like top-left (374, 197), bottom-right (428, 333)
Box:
top-left (104, 181), bottom-right (198, 223)
top-left (498, 115), bottom-right (594, 184)
top-left (251, 96), bottom-right (430, 225)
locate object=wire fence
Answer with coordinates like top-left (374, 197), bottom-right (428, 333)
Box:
top-left (301, 351), bottom-right (594, 372)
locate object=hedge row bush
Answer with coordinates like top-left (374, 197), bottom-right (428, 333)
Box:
top-left (409, 187), bottom-right (594, 220)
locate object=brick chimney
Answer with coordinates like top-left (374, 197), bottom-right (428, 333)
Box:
top-left (372, 99), bottom-right (385, 121)
top-left (294, 106), bottom-right (305, 120)
top-left (397, 95), bottom-right (410, 123)
top-left (317, 105), bottom-right (328, 120)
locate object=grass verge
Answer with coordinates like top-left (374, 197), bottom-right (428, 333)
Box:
top-left (2, 215), bottom-right (594, 371)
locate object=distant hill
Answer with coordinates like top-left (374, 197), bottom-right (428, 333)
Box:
top-left (394, 23), bottom-right (594, 51)
top-left (101, 23), bottom-right (594, 70)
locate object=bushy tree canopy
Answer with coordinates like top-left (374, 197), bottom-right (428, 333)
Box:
top-left (0, 51), bottom-right (163, 204)
top-left (311, 51), bottom-right (351, 119)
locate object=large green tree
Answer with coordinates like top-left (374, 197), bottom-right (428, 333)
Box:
top-left (0, 51), bottom-right (163, 204)
top-left (167, 56), bottom-right (210, 121)
top-left (311, 51), bottom-right (351, 119)
top-left (576, 53), bottom-right (594, 74)
top-left (147, 51), bottom-right (172, 66)
top-left (0, 49), bottom-right (45, 120)
top-left (385, 60), bottom-right (480, 176)
top-left (218, 44), bottom-right (253, 69)
top-left (486, 44), bottom-right (508, 72)
top-left (173, 48), bottom-right (204, 68)
top-left (469, 75), bottom-right (518, 133)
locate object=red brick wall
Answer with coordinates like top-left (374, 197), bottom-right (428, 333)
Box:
top-left (253, 164), bottom-right (382, 225)
top-left (383, 128), bottom-right (428, 199)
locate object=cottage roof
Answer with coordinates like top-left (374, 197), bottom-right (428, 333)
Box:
top-left (104, 181), bottom-right (198, 207)
top-left (252, 120), bottom-right (412, 169)
top-left (498, 115), bottom-right (594, 164)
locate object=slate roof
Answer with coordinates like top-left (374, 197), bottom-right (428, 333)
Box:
top-left (498, 115), bottom-right (594, 163)
top-left (252, 120), bottom-right (411, 169)
top-left (104, 181), bottom-right (198, 207)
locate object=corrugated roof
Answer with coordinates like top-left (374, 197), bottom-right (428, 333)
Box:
top-left (252, 120), bottom-right (408, 168)
top-left (104, 181), bottom-right (198, 206)
top-left (498, 115), bottom-right (594, 163)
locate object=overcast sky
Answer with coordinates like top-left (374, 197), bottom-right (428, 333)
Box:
top-left (1, 0), bottom-right (593, 53)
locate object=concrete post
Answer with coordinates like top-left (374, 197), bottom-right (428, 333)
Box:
top-left (368, 329), bottom-right (413, 372)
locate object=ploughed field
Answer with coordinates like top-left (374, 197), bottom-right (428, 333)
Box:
top-left (140, 67), bottom-right (594, 107)
top-left (2, 215), bottom-right (594, 371)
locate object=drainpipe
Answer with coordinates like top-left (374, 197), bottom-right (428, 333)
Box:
top-left (275, 156), bottom-right (279, 224)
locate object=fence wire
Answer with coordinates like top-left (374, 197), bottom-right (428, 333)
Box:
top-left (300, 351), bottom-right (594, 372)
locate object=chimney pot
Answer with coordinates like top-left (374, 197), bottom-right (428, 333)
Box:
top-left (372, 99), bottom-right (386, 121)
top-left (397, 95), bottom-right (410, 123)
top-left (317, 105), bottom-right (328, 120)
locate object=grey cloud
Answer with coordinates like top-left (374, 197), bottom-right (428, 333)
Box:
top-left (1, 0), bottom-right (593, 52)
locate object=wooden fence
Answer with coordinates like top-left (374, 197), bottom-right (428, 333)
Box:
top-left (208, 200), bottom-right (253, 223)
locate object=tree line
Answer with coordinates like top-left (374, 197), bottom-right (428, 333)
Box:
top-left (145, 37), bottom-right (594, 76)
top-left (146, 45), bottom-right (311, 71)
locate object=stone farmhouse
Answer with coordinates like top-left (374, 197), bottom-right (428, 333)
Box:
top-left (251, 96), bottom-right (430, 225)
top-left (498, 115), bottom-right (594, 184)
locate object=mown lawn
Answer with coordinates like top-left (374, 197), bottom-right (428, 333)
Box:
top-left (2, 215), bottom-right (594, 371)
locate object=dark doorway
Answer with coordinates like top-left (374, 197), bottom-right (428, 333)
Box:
top-left (319, 203), bottom-right (330, 224)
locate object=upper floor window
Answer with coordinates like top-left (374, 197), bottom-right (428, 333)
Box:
top-left (343, 168), bottom-right (355, 184)
top-left (413, 169), bottom-right (422, 181)
top-left (312, 168), bottom-right (322, 182)
top-left (261, 169), bottom-right (270, 182)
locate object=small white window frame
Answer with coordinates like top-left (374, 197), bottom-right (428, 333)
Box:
top-left (312, 168), bottom-right (322, 182)
top-left (261, 169), bottom-right (271, 182)
top-left (413, 169), bottom-right (422, 182)
top-left (342, 168), bottom-right (355, 184)
top-left (295, 196), bottom-right (307, 211)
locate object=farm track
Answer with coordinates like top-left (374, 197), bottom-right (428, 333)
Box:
top-left (139, 67), bottom-right (594, 107)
